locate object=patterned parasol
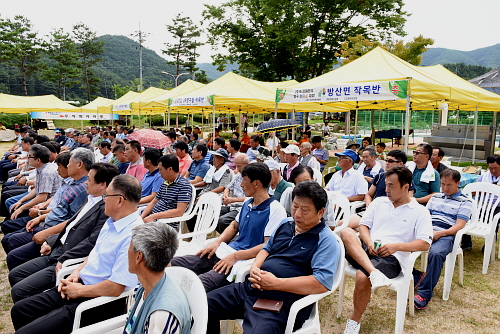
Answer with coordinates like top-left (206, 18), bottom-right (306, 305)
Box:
top-left (127, 129), bottom-right (172, 149)
top-left (253, 119), bottom-right (301, 134)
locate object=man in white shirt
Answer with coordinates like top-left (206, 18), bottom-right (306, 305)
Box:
top-left (325, 150), bottom-right (367, 202)
top-left (265, 132), bottom-right (280, 150)
top-left (339, 166), bottom-right (433, 334)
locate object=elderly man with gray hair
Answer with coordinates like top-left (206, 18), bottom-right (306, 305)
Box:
top-left (357, 147), bottom-right (383, 186)
top-left (299, 142), bottom-right (321, 170)
top-left (124, 222), bottom-right (191, 334)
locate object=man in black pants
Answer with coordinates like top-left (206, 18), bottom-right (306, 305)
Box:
top-left (8, 163), bottom-right (118, 303)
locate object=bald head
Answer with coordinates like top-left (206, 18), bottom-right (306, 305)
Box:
top-left (234, 153), bottom-right (249, 173)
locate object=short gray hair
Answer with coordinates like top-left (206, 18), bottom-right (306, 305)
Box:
top-left (71, 148), bottom-right (95, 171)
top-left (131, 222), bottom-right (179, 272)
top-left (364, 148), bottom-right (377, 157)
top-left (301, 142), bottom-right (312, 152)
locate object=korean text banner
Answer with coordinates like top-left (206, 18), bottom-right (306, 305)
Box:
top-left (112, 103), bottom-right (132, 112)
top-left (276, 80), bottom-right (408, 103)
top-left (169, 95), bottom-right (214, 107)
top-left (31, 111), bottom-right (119, 120)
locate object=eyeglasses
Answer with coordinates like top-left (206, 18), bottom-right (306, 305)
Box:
top-left (412, 151), bottom-right (427, 156)
top-left (27, 156), bottom-right (36, 159)
top-left (386, 159), bottom-right (402, 163)
top-left (102, 193), bottom-right (126, 200)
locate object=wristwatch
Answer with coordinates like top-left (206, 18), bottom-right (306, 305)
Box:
top-left (38, 210), bottom-right (42, 217)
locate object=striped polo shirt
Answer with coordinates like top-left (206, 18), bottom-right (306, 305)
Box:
top-left (426, 191), bottom-right (473, 231)
top-left (152, 175), bottom-right (192, 222)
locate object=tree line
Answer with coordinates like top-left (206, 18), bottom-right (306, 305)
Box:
top-left (1, 0), bottom-right (445, 103)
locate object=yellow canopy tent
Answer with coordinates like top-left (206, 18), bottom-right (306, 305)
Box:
top-left (277, 47), bottom-right (500, 155)
top-left (0, 94), bottom-right (80, 113)
top-left (140, 80), bottom-right (206, 113)
top-left (80, 97), bottom-right (114, 113)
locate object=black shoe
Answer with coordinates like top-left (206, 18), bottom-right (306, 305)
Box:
top-left (461, 243), bottom-right (472, 250)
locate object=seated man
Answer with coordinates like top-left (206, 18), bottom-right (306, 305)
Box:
top-left (3, 149), bottom-right (93, 269)
top-left (125, 222), bottom-right (191, 334)
top-left (406, 143), bottom-right (440, 205)
top-left (280, 164), bottom-right (314, 216)
top-left (113, 144), bottom-right (130, 174)
top-left (185, 143), bottom-right (210, 184)
top-left (6, 144), bottom-right (62, 223)
top-left (356, 148), bottom-right (383, 186)
top-left (299, 142), bottom-right (321, 170)
top-left (430, 147), bottom-right (448, 173)
top-left (174, 141), bottom-right (192, 177)
top-left (217, 154), bottom-right (249, 233)
top-left (325, 149), bottom-right (367, 202)
top-left (125, 140), bottom-right (147, 182)
top-left (140, 154), bottom-right (193, 225)
top-left (171, 162), bottom-right (287, 292)
top-left (11, 174), bottom-right (144, 334)
top-left (206, 181), bottom-right (340, 334)
top-left (413, 169), bottom-right (472, 310)
top-left (266, 159), bottom-right (292, 202)
top-left (9, 163), bottom-right (118, 302)
top-left (138, 148), bottom-right (164, 205)
top-left (195, 148), bottom-right (232, 197)
top-left (281, 144), bottom-right (300, 182)
top-left (340, 166), bottom-right (433, 334)
top-left (311, 135), bottom-right (329, 172)
top-left (98, 141), bottom-right (112, 163)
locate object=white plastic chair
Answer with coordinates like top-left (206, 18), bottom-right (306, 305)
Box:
top-left (55, 261), bottom-right (134, 332)
top-left (71, 267), bottom-right (208, 334)
top-left (312, 168), bottom-right (323, 186)
top-left (325, 191), bottom-right (351, 234)
top-left (419, 198), bottom-right (477, 300)
top-left (159, 192), bottom-right (221, 257)
top-left (223, 232), bottom-right (345, 334)
top-left (462, 182), bottom-right (500, 274)
top-left (337, 251), bottom-right (423, 334)
top-left (349, 200), bottom-right (366, 215)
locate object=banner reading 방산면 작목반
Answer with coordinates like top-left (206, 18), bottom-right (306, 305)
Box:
top-left (168, 95), bottom-right (214, 107)
top-left (276, 80), bottom-right (408, 104)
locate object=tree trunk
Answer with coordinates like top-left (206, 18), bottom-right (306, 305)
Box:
top-left (21, 57), bottom-right (28, 96)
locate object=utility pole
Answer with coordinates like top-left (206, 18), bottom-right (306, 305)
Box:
top-left (130, 24), bottom-right (150, 91)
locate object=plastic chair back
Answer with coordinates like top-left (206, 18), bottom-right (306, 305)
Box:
top-left (165, 267), bottom-right (208, 334)
top-left (188, 192), bottom-right (221, 244)
top-left (463, 182), bottom-right (500, 234)
top-left (325, 191), bottom-right (351, 234)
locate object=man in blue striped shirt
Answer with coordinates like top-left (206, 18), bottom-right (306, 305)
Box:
top-left (414, 168), bottom-right (473, 310)
top-left (140, 155), bottom-right (193, 226)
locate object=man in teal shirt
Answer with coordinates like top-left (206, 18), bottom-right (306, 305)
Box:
top-left (406, 143), bottom-right (440, 204)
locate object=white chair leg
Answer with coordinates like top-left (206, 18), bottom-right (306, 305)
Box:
top-left (458, 250), bottom-right (464, 286)
top-left (442, 253), bottom-right (456, 301)
top-left (394, 288), bottom-right (409, 334)
top-left (420, 252), bottom-right (428, 272)
top-left (337, 274), bottom-right (347, 318)
top-left (408, 281), bottom-right (415, 318)
top-left (482, 238), bottom-right (494, 274)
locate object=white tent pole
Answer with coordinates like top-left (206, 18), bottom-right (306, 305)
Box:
top-left (213, 103), bottom-right (216, 145)
top-left (292, 109), bottom-right (296, 141)
top-left (472, 106), bottom-right (478, 165)
top-left (354, 109), bottom-right (359, 138)
top-left (274, 102), bottom-right (278, 119)
top-left (403, 95), bottom-right (411, 154)
top-left (167, 107), bottom-right (171, 128)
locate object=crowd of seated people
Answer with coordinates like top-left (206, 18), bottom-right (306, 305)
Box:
top-left (0, 123), bottom-right (482, 334)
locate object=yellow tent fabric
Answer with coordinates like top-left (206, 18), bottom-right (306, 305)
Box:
top-left (140, 80), bottom-right (206, 113)
top-left (79, 97), bottom-right (114, 113)
top-left (95, 91), bottom-right (140, 113)
top-left (0, 94), bottom-right (80, 113)
top-left (283, 47), bottom-right (500, 111)
top-left (97, 87), bottom-right (167, 114)
top-left (167, 72), bottom-right (325, 114)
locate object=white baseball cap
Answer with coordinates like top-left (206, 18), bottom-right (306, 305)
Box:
top-left (282, 145), bottom-right (300, 155)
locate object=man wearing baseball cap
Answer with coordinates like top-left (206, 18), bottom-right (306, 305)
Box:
top-left (281, 144), bottom-right (300, 182)
top-left (325, 149), bottom-right (367, 202)
top-left (265, 159), bottom-right (292, 202)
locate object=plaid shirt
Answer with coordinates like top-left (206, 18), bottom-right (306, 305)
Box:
top-left (35, 163), bottom-right (62, 198)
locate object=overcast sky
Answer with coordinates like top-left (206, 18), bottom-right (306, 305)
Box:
top-left (1, 0), bottom-right (498, 63)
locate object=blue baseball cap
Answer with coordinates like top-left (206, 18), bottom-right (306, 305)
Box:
top-left (335, 149), bottom-right (360, 163)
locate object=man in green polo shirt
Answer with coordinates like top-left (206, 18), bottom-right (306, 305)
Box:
top-left (265, 159), bottom-right (292, 202)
